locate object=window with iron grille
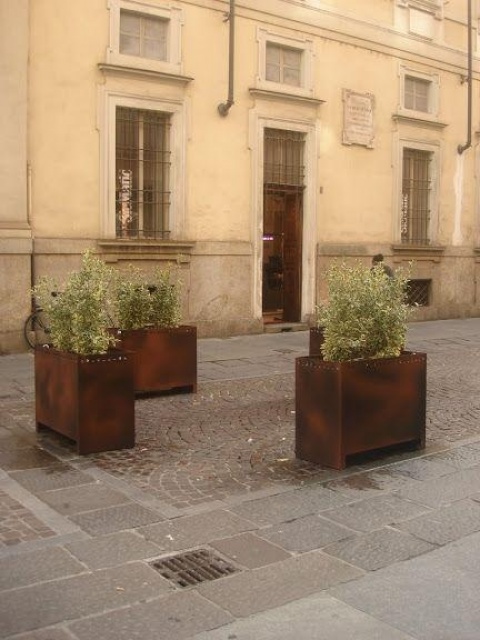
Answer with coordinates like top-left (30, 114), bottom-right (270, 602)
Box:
top-left (404, 76), bottom-right (430, 112)
top-left (264, 129), bottom-right (305, 187)
top-left (406, 279), bottom-right (431, 306)
top-left (401, 148), bottom-right (431, 245)
top-left (266, 43), bottom-right (302, 87)
top-left (115, 107), bottom-right (171, 239)
top-left (120, 10), bottom-right (168, 61)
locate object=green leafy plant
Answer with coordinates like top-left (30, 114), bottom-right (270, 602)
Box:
top-left (113, 265), bottom-right (152, 331)
top-left (316, 260), bottom-right (414, 362)
top-left (112, 264), bottom-right (182, 330)
top-left (148, 266), bottom-right (182, 328)
top-left (33, 251), bottom-right (115, 355)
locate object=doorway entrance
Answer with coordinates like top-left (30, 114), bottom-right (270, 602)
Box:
top-left (262, 128), bottom-right (305, 324)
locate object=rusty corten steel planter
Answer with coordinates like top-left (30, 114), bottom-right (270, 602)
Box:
top-left (295, 351), bottom-right (426, 470)
top-left (35, 347), bottom-right (134, 455)
top-left (309, 327), bottom-right (324, 357)
top-left (113, 325), bottom-right (197, 396)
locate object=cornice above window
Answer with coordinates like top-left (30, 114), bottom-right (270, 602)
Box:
top-left (392, 113), bottom-right (447, 129)
top-left (98, 63), bottom-right (193, 85)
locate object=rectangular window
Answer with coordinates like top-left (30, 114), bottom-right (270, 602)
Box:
top-left (115, 107), bottom-right (170, 239)
top-left (264, 129), bottom-right (305, 186)
top-left (401, 148), bottom-right (431, 245)
top-left (406, 279), bottom-right (431, 306)
top-left (266, 43), bottom-right (302, 87)
top-left (119, 10), bottom-right (168, 61)
top-left (404, 76), bottom-right (430, 112)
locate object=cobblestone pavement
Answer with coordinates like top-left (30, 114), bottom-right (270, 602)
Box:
top-left (6, 320), bottom-right (479, 513)
top-left (1, 320), bottom-right (480, 639)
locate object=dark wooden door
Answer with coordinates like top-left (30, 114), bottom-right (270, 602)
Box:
top-left (282, 192), bottom-right (302, 321)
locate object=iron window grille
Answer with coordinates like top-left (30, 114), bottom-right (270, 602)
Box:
top-left (406, 279), bottom-right (431, 307)
top-left (115, 106), bottom-right (171, 239)
top-left (401, 148), bottom-right (431, 245)
top-left (264, 128), bottom-right (305, 188)
top-left (119, 10), bottom-right (168, 61)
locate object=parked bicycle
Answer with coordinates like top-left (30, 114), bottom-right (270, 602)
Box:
top-left (23, 293), bottom-right (57, 349)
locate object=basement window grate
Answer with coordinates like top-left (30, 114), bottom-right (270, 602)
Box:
top-left (406, 279), bottom-right (431, 307)
top-left (150, 548), bottom-right (240, 588)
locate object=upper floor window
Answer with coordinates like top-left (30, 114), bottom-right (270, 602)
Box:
top-left (266, 44), bottom-right (302, 87)
top-left (256, 28), bottom-right (314, 97)
top-left (107, 0), bottom-right (182, 74)
top-left (119, 10), bottom-right (168, 61)
top-left (404, 76), bottom-right (430, 112)
top-left (394, 0), bottom-right (443, 40)
top-left (399, 66), bottom-right (439, 118)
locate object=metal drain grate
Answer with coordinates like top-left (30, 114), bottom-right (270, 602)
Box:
top-left (150, 548), bottom-right (240, 588)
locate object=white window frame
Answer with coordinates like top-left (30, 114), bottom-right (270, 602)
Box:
top-left (398, 65), bottom-right (439, 119)
top-left (107, 0), bottom-right (183, 74)
top-left (394, 138), bottom-right (440, 245)
top-left (256, 28), bottom-right (314, 97)
top-left (394, 0), bottom-right (443, 40)
top-left (100, 90), bottom-right (187, 239)
top-left (249, 110), bottom-right (319, 321)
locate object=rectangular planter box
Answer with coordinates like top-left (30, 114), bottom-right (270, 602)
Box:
top-left (114, 325), bottom-right (197, 396)
top-left (295, 351), bottom-right (426, 470)
top-left (35, 347), bottom-right (135, 455)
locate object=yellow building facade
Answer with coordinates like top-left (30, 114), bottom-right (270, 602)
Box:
top-left (1, 0), bottom-right (480, 351)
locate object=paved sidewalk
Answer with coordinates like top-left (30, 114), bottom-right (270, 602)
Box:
top-left (0, 318), bottom-right (480, 639)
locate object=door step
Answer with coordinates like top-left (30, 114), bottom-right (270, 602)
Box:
top-left (264, 322), bottom-right (309, 334)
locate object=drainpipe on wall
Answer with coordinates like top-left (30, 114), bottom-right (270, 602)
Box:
top-left (218, 0), bottom-right (235, 116)
top-left (458, 0), bottom-right (472, 154)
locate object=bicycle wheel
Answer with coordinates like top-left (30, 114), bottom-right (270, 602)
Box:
top-left (24, 311), bottom-right (51, 349)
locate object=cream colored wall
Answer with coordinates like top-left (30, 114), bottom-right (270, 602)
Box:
top-left (2, 0), bottom-right (479, 351)
top-left (29, 0), bottom-right (107, 239)
top-left (0, 0), bottom-right (28, 225)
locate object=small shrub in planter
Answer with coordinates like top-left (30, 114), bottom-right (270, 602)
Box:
top-left (33, 251), bottom-right (135, 455)
top-left (296, 260), bottom-right (426, 469)
top-left (112, 264), bottom-right (197, 395)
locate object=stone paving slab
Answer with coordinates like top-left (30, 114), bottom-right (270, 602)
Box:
top-left (191, 592), bottom-right (417, 640)
top-left (393, 498), bottom-right (480, 545)
top-left (36, 483), bottom-right (131, 516)
top-left (0, 562), bottom-right (171, 638)
top-left (229, 484), bottom-right (351, 526)
top-left (0, 546), bottom-right (85, 591)
top-left (321, 494), bottom-right (432, 532)
top-left (257, 514), bottom-right (355, 552)
top-left (398, 465), bottom-right (480, 508)
top-left (330, 530), bottom-right (480, 640)
top-left (209, 532), bottom-right (291, 569)
top-left (68, 502), bottom-right (164, 536)
top-left (65, 531), bottom-right (164, 570)
top-left (323, 527), bottom-right (435, 571)
top-left (0, 488), bottom-right (56, 548)
top-left (198, 551), bottom-right (364, 618)
top-left (68, 591), bottom-right (234, 640)
top-left (10, 465), bottom-right (95, 493)
top-left (140, 509), bottom-right (256, 551)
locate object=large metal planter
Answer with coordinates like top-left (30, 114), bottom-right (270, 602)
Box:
top-left (114, 325), bottom-right (197, 396)
top-left (35, 347), bottom-right (135, 455)
top-left (295, 352), bottom-right (426, 470)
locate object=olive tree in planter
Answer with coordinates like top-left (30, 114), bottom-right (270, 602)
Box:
top-left (296, 261), bottom-right (426, 470)
top-left (112, 265), bottom-right (197, 396)
top-left (33, 252), bottom-right (135, 455)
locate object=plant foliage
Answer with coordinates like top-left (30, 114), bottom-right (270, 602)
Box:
top-left (33, 251), bottom-right (114, 355)
top-left (113, 264), bottom-right (182, 330)
top-left (113, 265), bottom-right (152, 330)
top-left (316, 261), bottom-right (414, 362)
